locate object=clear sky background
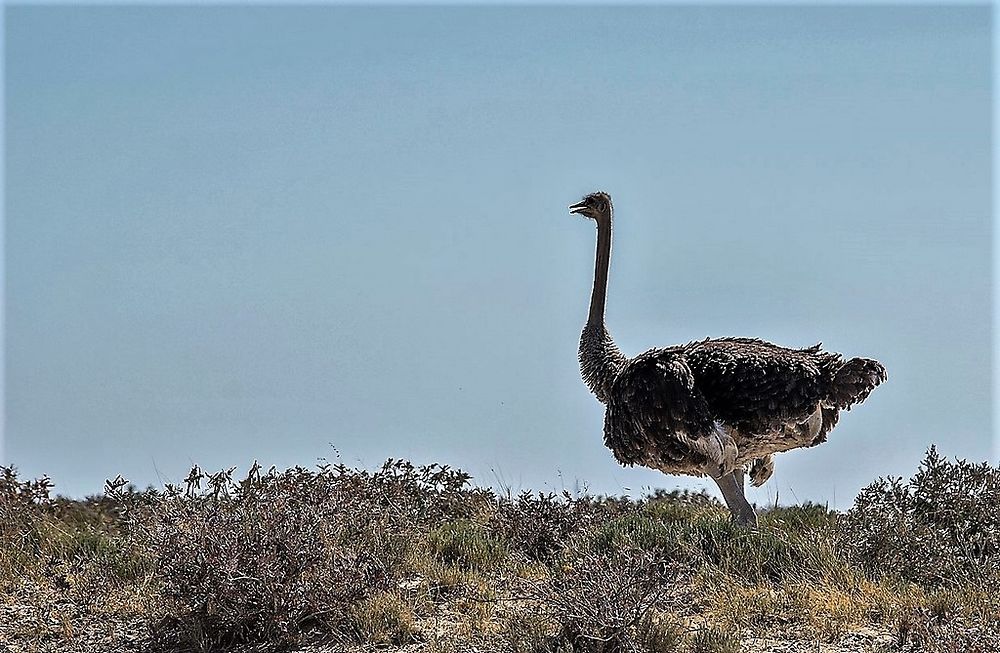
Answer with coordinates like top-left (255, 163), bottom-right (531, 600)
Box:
top-left (5, 6), bottom-right (991, 507)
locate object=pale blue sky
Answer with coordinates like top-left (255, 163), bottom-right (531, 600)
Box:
top-left (5, 6), bottom-right (991, 506)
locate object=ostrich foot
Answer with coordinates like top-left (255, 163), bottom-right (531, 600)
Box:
top-left (730, 507), bottom-right (758, 527)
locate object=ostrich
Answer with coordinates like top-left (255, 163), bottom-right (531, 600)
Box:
top-left (569, 191), bottom-right (886, 525)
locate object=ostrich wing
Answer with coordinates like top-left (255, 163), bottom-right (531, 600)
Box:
top-left (604, 349), bottom-right (716, 467)
top-left (682, 337), bottom-right (839, 433)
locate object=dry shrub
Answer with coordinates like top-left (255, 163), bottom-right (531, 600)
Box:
top-left (515, 548), bottom-right (681, 653)
top-left (492, 491), bottom-right (626, 563)
top-left (842, 447), bottom-right (1000, 587)
top-left (896, 597), bottom-right (1000, 653)
top-left (109, 460), bottom-right (487, 650)
top-left (1, 466), bottom-right (55, 582)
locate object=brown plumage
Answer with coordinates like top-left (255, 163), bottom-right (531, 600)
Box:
top-left (569, 191), bottom-right (886, 525)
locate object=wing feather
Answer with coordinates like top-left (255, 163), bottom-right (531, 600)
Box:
top-left (682, 338), bottom-right (836, 432)
top-left (603, 349), bottom-right (714, 467)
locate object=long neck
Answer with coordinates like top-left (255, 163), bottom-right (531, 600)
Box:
top-left (588, 218), bottom-right (612, 326)
top-left (579, 216), bottom-right (626, 403)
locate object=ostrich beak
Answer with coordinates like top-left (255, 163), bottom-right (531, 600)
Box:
top-left (568, 201), bottom-right (588, 214)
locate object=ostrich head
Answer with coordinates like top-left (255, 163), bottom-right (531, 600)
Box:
top-left (569, 191), bottom-right (612, 222)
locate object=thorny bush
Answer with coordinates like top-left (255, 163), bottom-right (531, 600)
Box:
top-left (1, 467), bottom-right (55, 584)
top-left (515, 547), bottom-right (682, 653)
top-left (842, 446), bottom-right (1000, 587)
top-left (1, 466), bottom-right (54, 535)
top-left (107, 460), bottom-right (493, 649)
top-left (491, 490), bottom-right (629, 563)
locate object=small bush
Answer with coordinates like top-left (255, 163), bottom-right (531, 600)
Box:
top-left (110, 460), bottom-right (484, 649)
top-left (0, 466), bottom-right (53, 514)
top-left (842, 447), bottom-right (1000, 587)
top-left (1, 467), bottom-right (54, 566)
top-left (525, 548), bottom-right (676, 653)
top-left (896, 598), bottom-right (1000, 653)
top-left (493, 491), bottom-right (623, 563)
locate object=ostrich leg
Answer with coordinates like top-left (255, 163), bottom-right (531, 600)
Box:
top-left (734, 467), bottom-right (746, 490)
top-left (712, 473), bottom-right (758, 526)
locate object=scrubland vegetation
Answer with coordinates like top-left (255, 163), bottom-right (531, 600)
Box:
top-left (2, 447), bottom-right (998, 653)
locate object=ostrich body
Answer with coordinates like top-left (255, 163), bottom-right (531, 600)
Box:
top-left (570, 192), bottom-right (886, 525)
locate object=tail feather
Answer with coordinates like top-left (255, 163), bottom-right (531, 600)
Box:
top-left (829, 357), bottom-right (887, 410)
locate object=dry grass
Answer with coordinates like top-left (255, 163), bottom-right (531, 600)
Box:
top-left (2, 449), bottom-right (998, 653)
